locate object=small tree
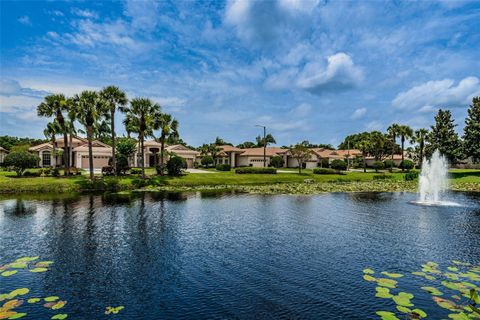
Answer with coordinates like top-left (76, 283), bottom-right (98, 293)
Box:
top-left (372, 161), bottom-right (385, 173)
top-left (383, 160), bottom-right (394, 169)
top-left (399, 160), bottom-right (414, 171)
top-left (201, 155), bottom-right (214, 168)
top-left (166, 156), bottom-right (185, 176)
top-left (4, 151), bottom-right (40, 177)
top-left (330, 159), bottom-right (347, 172)
top-left (270, 155), bottom-right (284, 168)
top-left (289, 143), bottom-right (312, 174)
top-left (463, 97), bottom-right (480, 163)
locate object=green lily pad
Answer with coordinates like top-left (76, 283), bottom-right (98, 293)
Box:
top-left (375, 287), bottom-right (393, 298)
top-left (452, 261), bottom-right (471, 266)
top-left (392, 292), bottom-right (414, 307)
top-left (51, 301), bottom-right (66, 310)
top-left (27, 298), bottom-right (41, 304)
top-left (433, 297), bottom-right (460, 311)
top-left (445, 273), bottom-right (460, 281)
top-left (421, 286), bottom-right (443, 296)
top-left (363, 268), bottom-right (375, 274)
top-left (8, 262), bottom-right (27, 269)
top-left (30, 268), bottom-right (48, 273)
top-left (411, 308), bottom-right (427, 318)
top-left (377, 278), bottom-right (398, 289)
top-left (448, 266), bottom-right (459, 272)
top-left (376, 311), bottom-right (400, 320)
top-left (15, 256), bottom-right (39, 263)
top-left (105, 306), bottom-right (125, 315)
top-left (44, 296), bottom-right (60, 302)
top-left (459, 272), bottom-right (480, 281)
top-left (448, 312), bottom-right (471, 320)
top-left (35, 261), bottom-right (54, 268)
top-left (1, 270), bottom-right (17, 277)
top-left (363, 274), bottom-right (376, 282)
top-left (396, 305), bottom-right (411, 313)
top-left (51, 314), bottom-right (68, 320)
top-left (442, 281), bottom-right (467, 292)
top-left (8, 313), bottom-right (27, 319)
top-left (381, 271), bottom-right (404, 278)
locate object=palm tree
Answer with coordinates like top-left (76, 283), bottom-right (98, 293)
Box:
top-left (155, 113), bottom-right (178, 175)
top-left (398, 125), bottom-right (413, 171)
top-left (387, 123), bottom-right (400, 171)
top-left (122, 98), bottom-right (160, 179)
top-left (256, 133), bottom-right (276, 147)
top-left (100, 86), bottom-right (128, 175)
top-left (356, 140), bottom-right (371, 173)
top-left (412, 128), bottom-right (429, 167)
top-left (43, 121), bottom-right (62, 168)
top-left (74, 91), bottom-right (108, 180)
top-left (37, 94), bottom-right (71, 175)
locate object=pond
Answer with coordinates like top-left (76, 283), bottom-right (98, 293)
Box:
top-left (1, 191), bottom-right (480, 319)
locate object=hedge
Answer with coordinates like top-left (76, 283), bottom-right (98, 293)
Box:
top-left (313, 168), bottom-right (336, 174)
top-left (216, 164), bottom-right (231, 171)
top-left (373, 174), bottom-right (394, 180)
top-left (235, 167), bottom-right (277, 174)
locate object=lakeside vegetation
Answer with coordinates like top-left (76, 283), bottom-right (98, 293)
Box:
top-left (1, 168), bottom-right (479, 195)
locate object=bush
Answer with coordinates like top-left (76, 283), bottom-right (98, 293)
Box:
top-left (270, 156), bottom-right (284, 168)
top-left (23, 170), bottom-right (41, 177)
top-left (404, 171), bottom-right (419, 181)
top-left (130, 168), bottom-right (142, 175)
top-left (115, 154), bottom-right (130, 175)
top-left (3, 151), bottom-right (40, 176)
top-left (318, 158), bottom-right (330, 168)
top-left (166, 156), bottom-right (186, 176)
top-left (201, 155), bottom-right (214, 168)
top-left (235, 167), bottom-right (277, 174)
top-left (313, 168), bottom-right (336, 174)
top-left (383, 160), bottom-right (395, 169)
top-left (42, 168), bottom-right (52, 176)
top-left (102, 166), bottom-right (114, 176)
top-left (216, 164), bottom-right (231, 171)
top-left (155, 164), bottom-right (165, 175)
top-left (372, 161), bottom-right (385, 172)
top-left (373, 174), bottom-right (394, 180)
top-left (51, 168), bottom-right (60, 177)
top-left (400, 160), bottom-right (414, 171)
top-left (330, 159), bottom-right (347, 171)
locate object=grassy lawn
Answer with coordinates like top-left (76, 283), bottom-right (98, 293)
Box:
top-left (0, 168), bottom-right (479, 194)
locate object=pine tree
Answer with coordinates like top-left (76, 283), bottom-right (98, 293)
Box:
top-left (463, 97), bottom-right (480, 163)
top-left (426, 109), bottom-right (462, 164)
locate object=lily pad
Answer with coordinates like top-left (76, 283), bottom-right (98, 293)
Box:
top-left (30, 268), bottom-right (48, 273)
top-left (363, 268), bottom-right (375, 274)
top-left (105, 306), bottom-right (124, 315)
top-left (442, 281), bottom-right (467, 292)
top-left (8, 313), bottom-right (27, 319)
top-left (375, 311), bottom-right (400, 320)
top-left (51, 314), bottom-right (68, 320)
top-left (363, 274), bottom-right (376, 282)
top-left (392, 292), bottom-right (414, 307)
top-left (448, 312), bottom-right (471, 320)
top-left (35, 261), bottom-right (54, 268)
top-left (421, 286), bottom-right (443, 296)
top-left (396, 305), bottom-right (411, 313)
top-left (1, 270), bottom-right (17, 277)
top-left (452, 261), bottom-right (471, 266)
top-left (448, 266), bottom-right (459, 272)
top-left (15, 256), bottom-right (39, 263)
top-left (375, 287), bottom-right (393, 298)
top-left (44, 296), bottom-right (60, 302)
top-left (381, 271), bottom-right (404, 278)
top-left (433, 296), bottom-right (460, 311)
top-left (445, 273), bottom-right (460, 281)
top-left (51, 301), bottom-right (66, 310)
top-left (411, 308), bottom-right (427, 318)
top-left (27, 298), bottom-right (40, 304)
top-left (8, 263), bottom-right (27, 269)
top-left (377, 278), bottom-right (398, 289)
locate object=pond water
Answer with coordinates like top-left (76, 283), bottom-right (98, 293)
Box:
top-left (1, 191), bottom-right (480, 319)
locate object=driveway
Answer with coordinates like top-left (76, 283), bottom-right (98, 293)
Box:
top-left (186, 168), bottom-right (213, 173)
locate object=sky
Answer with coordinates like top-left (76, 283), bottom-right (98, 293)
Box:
top-left (1, 0), bottom-right (480, 147)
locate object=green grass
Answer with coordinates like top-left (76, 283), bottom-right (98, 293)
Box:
top-left (0, 168), bottom-right (479, 194)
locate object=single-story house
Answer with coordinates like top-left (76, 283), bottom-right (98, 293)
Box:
top-left (365, 154), bottom-right (409, 167)
top-left (29, 136), bottom-right (112, 169)
top-left (0, 147), bottom-right (8, 163)
top-left (134, 140), bottom-right (200, 168)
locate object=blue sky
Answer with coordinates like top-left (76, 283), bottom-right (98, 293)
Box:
top-left (1, 0), bottom-right (479, 147)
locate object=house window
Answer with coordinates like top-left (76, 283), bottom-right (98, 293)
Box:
top-left (42, 152), bottom-right (51, 166)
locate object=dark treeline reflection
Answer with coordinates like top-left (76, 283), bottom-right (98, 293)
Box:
top-left (1, 192), bottom-right (479, 319)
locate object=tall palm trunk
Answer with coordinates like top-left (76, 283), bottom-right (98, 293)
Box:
top-left (52, 136), bottom-right (57, 168)
top-left (87, 126), bottom-right (94, 180)
top-left (419, 139), bottom-right (424, 168)
top-left (401, 136), bottom-right (405, 171)
top-left (63, 130), bottom-right (69, 175)
top-left (391, 134), bottom-right (395, 172)
top-left (110, 109), bottom-right (117, 175)
top-left (160, 134), bottom-right (165, 176)
top-left (69, 133), bottom-right (73, 168)
top-left (363, 151), bottom-right (367, 173)
top-left (140, 132), bottom-right (145, 179)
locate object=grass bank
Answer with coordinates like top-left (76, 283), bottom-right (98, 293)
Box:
top-left (0, 169), bottom-right (479, 195)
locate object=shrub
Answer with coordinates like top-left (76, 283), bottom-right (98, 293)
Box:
top-left (23, 170), bottom-right (41, 177)
top-left (3, 151), bottom-right (40, 176)
top-left (42, 168), bottom-right (52, 176)
top-left (115, 154), bottom-right (130, 175)
top-left (330, 159), bottom-right (347, 171)
top-left (155, 164), bottom-right (165, 175)
top-left (404, 171), bottom-right (419, 181)
top-left (166, 156), bottom-right (186, 176)
top-left (216, 164), bottom-right (231, 171)
top-left (130, 168), bottom-right (142, 175)
top-left (51, 168), bottom-right (60, 177)
top-left (373, 174), bottom-right (394, 180)
top-left (318, 158), bottom-right (330, 168)
top-left (383, 160), bottom-right (395, 169)
top-left (235, 167), bottom-right (277, 174)
top-left (372, 161), bottom-right (385, 172)
top-left (270, 156), bottom-right (284, 168)
top-left (313, 168), bottom-right (336, 174)
top-left (102, 166), bottom-right (114, 176)
top-left (400, 160), bottom-right (414, 171)
top-left (201, 155), bottom-right (214, 168)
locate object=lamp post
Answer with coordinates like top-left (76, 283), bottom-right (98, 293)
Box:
top-left (255, 125), bottom-right (266, 167)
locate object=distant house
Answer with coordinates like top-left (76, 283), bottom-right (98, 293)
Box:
top-left (134, 140), bottom-right (200, 168)
top-left (29, 136), bottom-right (112, 169)
top-left (0, 147), bottom-right (8, 163)
top-left (365, 154), bottom-right (409, 167)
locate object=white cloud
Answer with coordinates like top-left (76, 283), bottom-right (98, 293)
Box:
top-left (17, 16), bottom-right (31, 25)
top-left (365, 120), bottom-right (383, 131)
top-left (392, 76), bottom-right (480, 110)
top-left (0, 95), bottom-right (42, 113)
top-left (296, 53), bottom-right (364, 95)
top-left (351, 107), bottom-right (367, 119)
top-left (123, 0), bottom-right (159, 32)
top-left (65, 19), bottom-right (137, 48)
top-left (418, 105), bottom-right (435, 113)
top-left (0, 79), bottom-right (22, 95)
top-left (290, 103), bottom-right (312, 117)
top-left (71, 8), bottom-right (99, 19)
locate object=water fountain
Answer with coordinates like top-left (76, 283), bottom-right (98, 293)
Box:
top-left (412, 149), bottom-right (460, 206)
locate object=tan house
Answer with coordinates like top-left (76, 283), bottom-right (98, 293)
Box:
top-left (0, 147), bottom-right (8, 163)
top-left (286, 148), bottom-right (363, 169)
top-left (29, 136), bottom-right (112, 169)
top-left (365, 154), bottom-right (408, 167)
top-left (134, 140), bottom-right (200, 168)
